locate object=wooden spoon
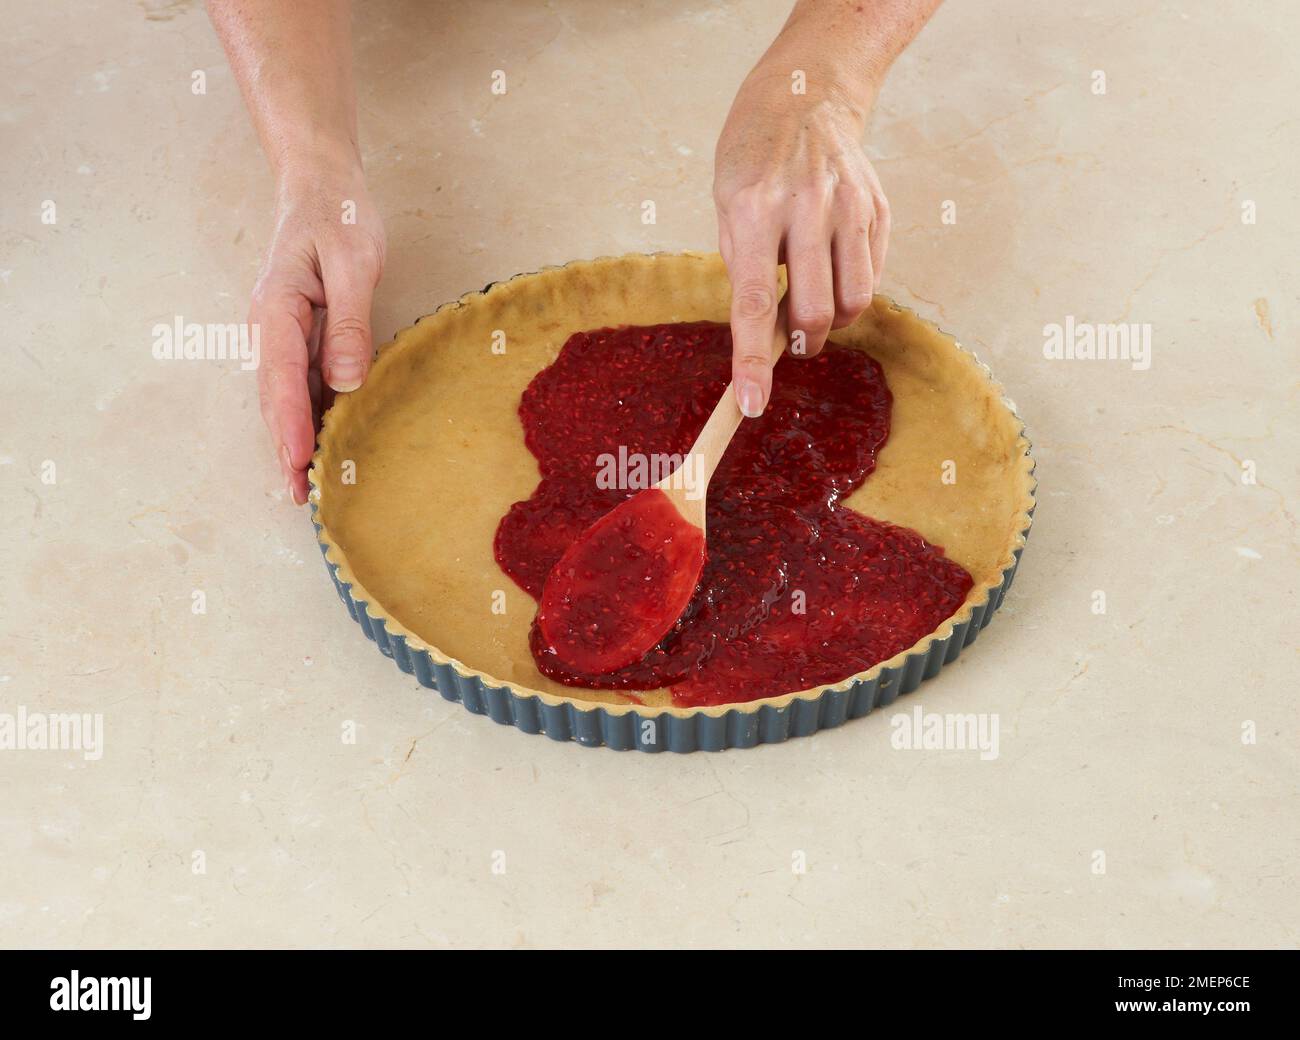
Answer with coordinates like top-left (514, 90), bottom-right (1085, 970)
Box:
top-left (536, 305), bottom-right (791, 674)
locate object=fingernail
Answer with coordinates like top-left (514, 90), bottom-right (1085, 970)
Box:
top-left (327, 360), bottom-right (364, 392)
top-left (287, 479), bottom-right (302, 506)
top-left (737, 381), bottom-right (765, 419)
top-left (281, 444), bottom-right (294, 473)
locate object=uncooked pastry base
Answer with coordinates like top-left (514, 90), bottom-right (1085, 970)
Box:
top-left (310, 252), bottom-right (1035, 713)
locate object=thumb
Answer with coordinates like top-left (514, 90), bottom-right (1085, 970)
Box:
top-left (319, 254), bottom-right (378, 393)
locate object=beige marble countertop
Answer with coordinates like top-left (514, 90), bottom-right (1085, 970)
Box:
top-left (2, 0), bottom-right (1296, 948)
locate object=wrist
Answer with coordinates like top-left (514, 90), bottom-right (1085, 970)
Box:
top-left (271, 135), bottom-right (364, 196)
top-left (755, 3), bottom-right (901, 126)
top-left (740, 57), bottom-right (875, 132)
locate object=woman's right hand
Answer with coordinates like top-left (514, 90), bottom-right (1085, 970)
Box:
top-left (250, 154), bottom-right (385, 505)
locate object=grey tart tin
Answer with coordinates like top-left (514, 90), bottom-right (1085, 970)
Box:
top-left (308, 268), bottom-right (1036, 753)
top-left (310, 501), bottom-right (1031, 753)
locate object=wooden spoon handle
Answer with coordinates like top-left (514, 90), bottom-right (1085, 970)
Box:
top-left (659, 302), bottom-right (790, 507)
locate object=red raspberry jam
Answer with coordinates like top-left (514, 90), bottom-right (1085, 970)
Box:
top-left (537, 487), bottom-right (705, 674)
top-left (493, 322), bottom-right (973, 706)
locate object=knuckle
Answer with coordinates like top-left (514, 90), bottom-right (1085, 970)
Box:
top-left (327, 223), bottom-right (385, 276)
top-left (354, 229), bottom-right (386, 276)
top-left (874, 193), bottom-right (892, 229)
top-left (261, 357), bottom-right (301, 389)
top-left (249, 280), bottom-right (297, 320)
top-left (733, 282), bottom-right (777, 320)
top-left (725, 183), bottom-right (781, 220)
top-left (326, 314), bottom-right (370, 344)
top-left (263, 332), bottom-right (305, 369)
top-left (249, 280), bottom-right (273, 311)
top-left (806, 170), bottom-right (839, 202)
top-left (838, 287), bottom-right (874, 315)
top-left (335, 228), bottom-right (379, 274)
top-left (792, 300), bottom-right (835, 330)
top-left (833, 172), bottom-right (868, 201)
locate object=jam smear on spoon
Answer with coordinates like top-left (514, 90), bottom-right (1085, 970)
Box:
top-left (536, 488), bottom-right (705, 674)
